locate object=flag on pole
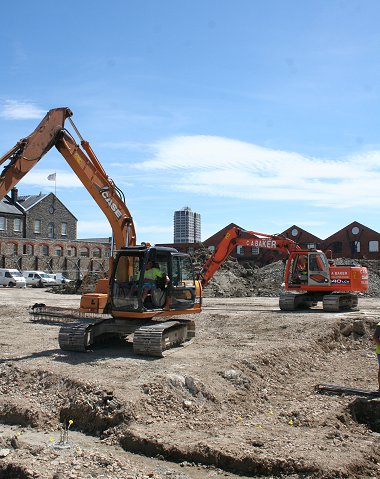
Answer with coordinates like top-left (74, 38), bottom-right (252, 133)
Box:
top-left (47, 173), bottom-right (56, 181)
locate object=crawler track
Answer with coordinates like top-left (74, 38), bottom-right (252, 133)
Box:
top-left (133, 320), bottom-right (195, 357)
top-left (30, 305), bottom-right (195, 357)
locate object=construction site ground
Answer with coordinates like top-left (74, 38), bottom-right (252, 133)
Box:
top-left (1, 287), bottom-right (380, 479)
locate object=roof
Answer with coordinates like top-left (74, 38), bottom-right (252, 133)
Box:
top-left (17, 193), bottom-right (48, 211)
top-left (0, 196), bottom-right (24, 215)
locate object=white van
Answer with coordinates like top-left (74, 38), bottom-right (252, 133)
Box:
top-left (0, 269), bottom-right (26, 288)
top-left (22, 271), bottom-right (57, 288)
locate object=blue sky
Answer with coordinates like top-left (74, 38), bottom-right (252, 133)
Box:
top-left (1, 0), bottom-right (380, 244)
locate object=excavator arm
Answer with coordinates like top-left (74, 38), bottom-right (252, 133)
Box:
top-left (0, 107), bottom-right (135, 249)
top-left (199, 226), bottom-right (299, 286)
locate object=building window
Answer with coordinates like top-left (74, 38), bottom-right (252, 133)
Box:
top-left (291, 228), bottom-right (299, 237)
top-left (14, 218), bottom-right (22, 232)
top-left (352, 226), bottom-right (360, 235)
top-left (41, 245), bottom-right (49, 256)
top-left (0, 217), bottom-right (6, 230)
top-left (54, 246), bottom-right (63, 256)
top-left (34, 220), bottom-right (41, 234)
top-left (67, 246), bottom-right (77, 257)
top-left (369, 240), bottom-right (379, 253)
top-left (332, 241), bottom-right (342, 254)
top-left (8, 243), bottom-right (18, 254)
top-left (23, 244), bottom-right (33, 255)
top-left (236, 246), bottom-right (244, 255)
top-left (351, 241), bottom-right (360, 254)
top-left (47, 222), bottom-right (54, 238)
top-left (61, 222), bottom-right (67, 236)
top-left (92, 248), bottom-right (101, 258)
top-left (79, 247), bottom-right (89, 257)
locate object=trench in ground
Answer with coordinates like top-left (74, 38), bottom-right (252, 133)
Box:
top-left (1, 362), bottom-right (379, 479)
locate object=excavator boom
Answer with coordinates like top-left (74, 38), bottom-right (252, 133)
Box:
top-left (0, 108), bottom-right (72, 197)
top-left (0, 108), bottom-right (135, 249)
top-left (199, 226), bottom-right (298, 286)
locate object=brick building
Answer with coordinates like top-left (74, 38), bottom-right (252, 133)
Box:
top-left (322, 221), bottom-right (380, 260)
top-left (0, 189), bottom-right (111, 279)
top-left (159, 221), bottom-right (380, 265)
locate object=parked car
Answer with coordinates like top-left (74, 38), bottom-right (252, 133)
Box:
top-left (22, 271), bottom-right (57, 287)
top-left (0, 268), bottom-right (26, 288)
top-left (47, 273), bottom-right (72, 284)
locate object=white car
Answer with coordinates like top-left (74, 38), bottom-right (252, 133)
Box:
top-left (47, 273), bottom-right (72, 284)
top-left (22, 271), bottom-right (57, 287)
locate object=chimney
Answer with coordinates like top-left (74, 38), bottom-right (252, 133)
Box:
top-left (11, 187), bottom-right (18, 204)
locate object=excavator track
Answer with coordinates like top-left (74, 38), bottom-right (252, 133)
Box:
top-left (279, 292), bottom-right (359, 312)
top-left (58, 322), bottom-right (92, 351)
top-left (133, 320), bottom-right (195, 357)
top-left (322, 293), bottom-right (358, 312)
top-left (279, 292), bottom-right (316, 311)
top-left (30, 304), bottom-right (195, 357)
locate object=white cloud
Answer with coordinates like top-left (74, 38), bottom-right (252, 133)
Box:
top-left (0, 100), bottom-right (46, 120)
top-left (77, 220), bottom-right (111, 238)
top-left (132, 135), bottom-right (380, 209)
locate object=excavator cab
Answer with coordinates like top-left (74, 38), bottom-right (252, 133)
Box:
top-left (286, 250), bottom-right (331, 288)
top-left (111, 246), bottom-right (197, 313)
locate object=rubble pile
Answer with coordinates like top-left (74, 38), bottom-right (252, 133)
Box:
top-left (52, 249), bottom-right (380, 299)
top-left (196, 252), bottom-right (380, 298)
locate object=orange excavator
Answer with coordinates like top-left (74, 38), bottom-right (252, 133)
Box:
top-left (198, 227), bottom-right (368, 311)
top-left (0, 108), bottom-right (369, 356)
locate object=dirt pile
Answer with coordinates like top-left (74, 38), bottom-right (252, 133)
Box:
top-left (199, 254), bottom-right (380, 298)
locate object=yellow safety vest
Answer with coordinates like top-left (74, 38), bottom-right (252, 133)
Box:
top-left (144, 267), bottom-right (163, 280)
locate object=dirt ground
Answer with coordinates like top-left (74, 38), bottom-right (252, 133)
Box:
top-left (1, 288), bottom-right (380, 479)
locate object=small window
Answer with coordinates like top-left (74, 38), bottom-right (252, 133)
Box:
top-left (351, 241), bottom-right (360, 254)
top-left (0, 217), bottom-right (6, 230)
top-left (236, 245), bottom-right (244, 255)
top-left (291, 228), bottom-right (299, 237)
top-left (93, 248), bottom-right (101, 258)
top-left (332, 241), bottom-right (342, 254)
top-left (61, 222), bottom-right (67, 236)
top-left (47, 222), bottom-right (54, 238)
top-left (34, 220), bottom-right (41, 234)
top-left (23, 244), bottom-right (33, 255)
top-left (14, 218), bottom-right (22, 232)
top-left (41, 245), bottom-right (49, 256)
top-left (369, 240), bottom-right (379, 253)
top-left (251, 247), bottom-right (259, 255)
top-left (9, 243), bottom-right (17, 254)
top-left (54, 246), bottom-right (63, 256)
top-left (352, 226), bottom-right (360, 235)
top-left (79, 247), bottom-right (89, 257)
top-left (67, 246), bottom-right (77, 257)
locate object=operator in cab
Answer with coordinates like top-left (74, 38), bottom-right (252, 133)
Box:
top-left (141, 261), bottom-right (171, 310)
